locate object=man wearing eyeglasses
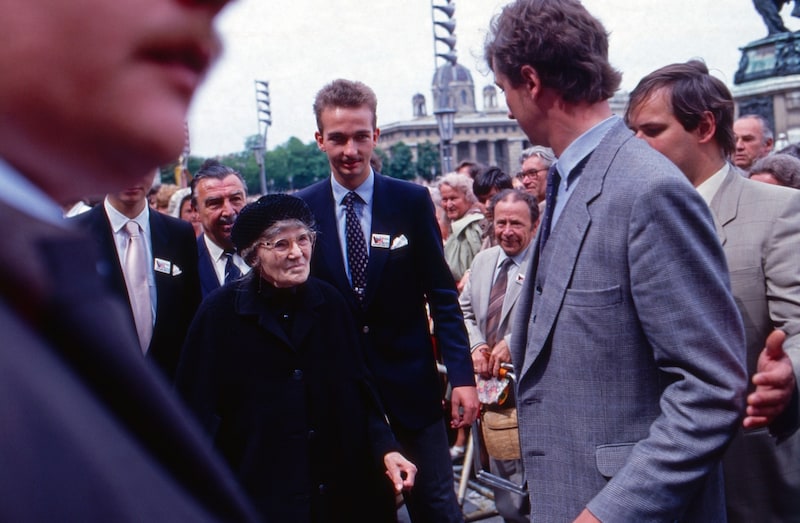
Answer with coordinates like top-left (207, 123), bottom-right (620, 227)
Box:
top-left (517, 146), bottom-right (555, 217)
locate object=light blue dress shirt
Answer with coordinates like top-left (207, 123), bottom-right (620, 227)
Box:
top-left (550, 115), bottom-right (618, 229)
top-left (330, 170), bottom-right (374, 286)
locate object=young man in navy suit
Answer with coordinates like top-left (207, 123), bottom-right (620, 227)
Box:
top-left (297, 79), bottom-right (478, 523)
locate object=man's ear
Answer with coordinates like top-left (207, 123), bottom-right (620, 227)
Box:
top-left (696, 111), bottom-right (717, 145)
top-left (519, 65), bottom-right (540, 97)
top-left (315, 131), bottom-right (325, 151)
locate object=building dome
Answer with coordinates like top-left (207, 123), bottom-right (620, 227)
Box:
top-left (431, 63), bottom-right (477, 114)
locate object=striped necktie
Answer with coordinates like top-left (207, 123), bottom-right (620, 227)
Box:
top-left (485, 257), bottom-right (513, 348)
top-left (224, 251), bottom-right (241, 284)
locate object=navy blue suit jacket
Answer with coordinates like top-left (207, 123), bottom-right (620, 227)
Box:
top-left (73, 205), bottom-right (201, 381)
top-left (0, 201), bottom-right (258, 522)
top-left (297, 174), bottom-right (474, 430)
top-left (197, 233), bottom-right (224, 299)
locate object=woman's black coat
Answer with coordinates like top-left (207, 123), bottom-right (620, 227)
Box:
top-left (176, 274), bottom-right (398, 522)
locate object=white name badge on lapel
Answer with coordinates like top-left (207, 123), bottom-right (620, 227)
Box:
top-left (371, 233), bottom-right (391, 249)
top-left (154, 258), bottom-right (172, 275)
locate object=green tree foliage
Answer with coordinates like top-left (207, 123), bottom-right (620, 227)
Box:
top-left (280, 137), bottom-right (329, 191)
top-left (385, 142), bottom-right (416, 180)
top-left (415, 141), bottom-right (440, 181)
top-left (175, 136), bottom-right (328, 195)
top-left (177, 136), bottom-right (442, 194)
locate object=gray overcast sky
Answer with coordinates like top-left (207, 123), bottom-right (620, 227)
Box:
top-left (187, 0), bottom-right (799, 157)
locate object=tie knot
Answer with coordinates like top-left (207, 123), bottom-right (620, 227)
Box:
top-left (499, 257), bottom-right (514, 271)
top-left (546, 164), bottom-right (560, 186)
top-left (343, 191), bottom-right (361, 208)
top-left (125, 221), bottom-right (140, 238)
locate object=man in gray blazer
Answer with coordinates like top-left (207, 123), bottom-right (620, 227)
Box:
top-left (627, 59), bottom-right (800, 523)
top-left (460, 188), bottom-right (538, 522)
top-left (484, 1), bottom-right (747, 521)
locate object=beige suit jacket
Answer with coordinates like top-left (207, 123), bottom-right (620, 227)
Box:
top-left (459, 245), bottom-right (529, 354)
top-left (710, 166), bottom-right (800, 521)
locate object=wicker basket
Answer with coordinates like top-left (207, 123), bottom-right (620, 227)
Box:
top-left (481, 407), bottom-right (521, 460)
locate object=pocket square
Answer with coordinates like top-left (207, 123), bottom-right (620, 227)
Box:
top-left (390, 234), bottom-right (408, 250)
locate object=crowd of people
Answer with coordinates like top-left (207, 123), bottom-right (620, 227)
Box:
top-left (3, 0), bottom-right (800, 522)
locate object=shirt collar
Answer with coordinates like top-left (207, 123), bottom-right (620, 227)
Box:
top-left (204, 233), bottom-right (228, 262)
top-left (0, 157), bottom-right (66, 226)
top-left (104, 196), bottom-right (150, 234)
top-left (330, 169), bottom-right (375, 206)
top-left (555, 115), bottom-right (618, 186)
top-left (695, 163), bottom-right (730, 205)
top-left (498, 244), bottom-right (531, 269)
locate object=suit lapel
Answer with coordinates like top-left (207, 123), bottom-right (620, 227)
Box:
top-left (310, 184), bottom-right (355, 306)
top-left (364, 175), bottom-right (393, 306)
top-left (708, 167), bottom-right (742, 246)
top-left (196, 234), bottom-right (219, 297)
top-left (519, 121), bottom-right (628, 379)
top-left (500, 251), bottom-right (528, 326)
top-left (87, 206), bottom-right (129, 301)
top-left (147, 212), bottom-right (173, 360)
top-left (473, 248), bottom-right (501, 334)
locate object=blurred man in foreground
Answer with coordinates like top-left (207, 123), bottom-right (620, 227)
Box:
top-left (0, 0), bottom-right (259, 520)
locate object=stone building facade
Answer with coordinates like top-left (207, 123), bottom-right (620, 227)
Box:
top-left (378, 62), bottom-right (629, 176)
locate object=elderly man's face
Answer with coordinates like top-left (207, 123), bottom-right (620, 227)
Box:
top-left (734, 117), bottom-right (773, 170)
top-left (194, 175), bottom-right (247, 250)
top-left (0, 0), bottom-right (230, 202)
top-left (255, 225), bottom-right (313, 288)
top-left (518, 155), bottom-right (549, 201)
top-left (494, 198), bottom-right (535, 257)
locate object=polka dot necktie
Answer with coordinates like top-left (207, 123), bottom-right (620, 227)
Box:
top-left (343, 191), bottom-right (369, 303)
top-left (539, 164), bottom-right (560, 254)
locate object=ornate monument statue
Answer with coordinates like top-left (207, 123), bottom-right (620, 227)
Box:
top-left (754, 0), bottom-right (800, 35)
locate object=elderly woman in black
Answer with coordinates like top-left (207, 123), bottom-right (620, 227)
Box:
top-left (176, 194), bottom-right (416, 522)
